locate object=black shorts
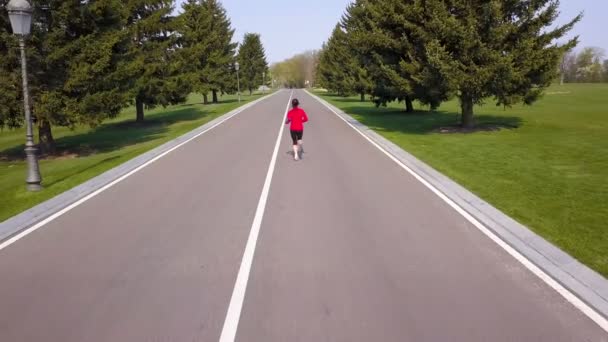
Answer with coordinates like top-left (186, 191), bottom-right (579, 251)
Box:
top-left (290, 130), bottom-right (303, 145)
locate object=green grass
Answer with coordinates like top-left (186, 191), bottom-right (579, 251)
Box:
top-left (319, 84), bottom-right (608, 277)
top-left (0, 93), bottom-right (267, 222)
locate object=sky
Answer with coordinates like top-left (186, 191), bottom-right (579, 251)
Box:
top-left (176, 0), bottom-right (608, 64)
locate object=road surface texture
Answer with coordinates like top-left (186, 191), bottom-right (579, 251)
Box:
top-left (0, 90), bottom-right (606, 341)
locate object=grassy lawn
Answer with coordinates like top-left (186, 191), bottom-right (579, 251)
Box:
top-left (0, 93), bottom-right (267, 222)
top-left (318, 84), bottom-right (608, 277)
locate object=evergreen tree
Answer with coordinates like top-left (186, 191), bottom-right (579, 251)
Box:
top-left (237, 33), bottom-right (268, 95)
top-left (178, 0), bottom-right (212, 103)
top-left (317, 25), bottom-right (370, 100)
top-left (202, 0), bottom-right (237, 103)
top-left (413, 0), bottom-right (581, 127)
top-left (125, 0), bottom-right (189, 122)
top-left (178, 0), bottom-right (237, 104)
top-left (0, 0), bottom-right (131, 152)
top-left (342, 0), bottom-right (448, 112)
top-left (0, 0), bottom-right (22, 129)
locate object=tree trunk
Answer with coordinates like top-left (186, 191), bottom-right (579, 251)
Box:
top-left (360, 92), bottom-right (365, 102)
top-left (203, 93), bottom-right (209, 105)
top-left (136, 97), bottom-right (145, 123)
top-left (38, 119), bottom-right (55, 154)
top-left (212, 90), bottom-right (219, 103)
top-left (249, 88), bottom-right (252, 96)
top-left (405, 95), bottom-right (414, 113)
top-left (460, 94), bottom-right (474, 128)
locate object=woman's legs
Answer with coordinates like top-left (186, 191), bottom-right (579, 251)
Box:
top-left (296, 131), bottom-right (304, 154)
top-left (290, 130), bottom-right (302, 160)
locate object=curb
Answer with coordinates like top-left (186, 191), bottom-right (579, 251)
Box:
top-left (0, 91), bottom-right (280, 243)
top-left (306, 90), bottom-right (608, 322)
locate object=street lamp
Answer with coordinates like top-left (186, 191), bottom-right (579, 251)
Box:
top-left (235, 61), bottom-right (241, 103)
top-left (7, 0), bottom-right (42, 191)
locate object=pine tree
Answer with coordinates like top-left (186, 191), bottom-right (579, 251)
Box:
top-left (0, 0), bottom-right (132, 153)
top-left (178, 0), bottom-right (237, 104)
top-left (201, 0), bottom-right (237, 103)
top-left (0, 0), bottom-right (22, 129)
top-left (178, 0), bottom-right (213, 103)
top-left (125, 0), bottom-right (189, 122)
top-left (237, 33), bottom-right (268, 95)
top-left (415, 0), bottom-right (581, 127)
top-left (342, 0), bottom-right (448, 112)
top-left (316, 25), bottom-right (370, 100)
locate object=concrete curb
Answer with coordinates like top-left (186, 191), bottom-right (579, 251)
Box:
top-left (306, 90), bottom-right (608, 321)
top-left (0, 91), bottom-right (280, 243)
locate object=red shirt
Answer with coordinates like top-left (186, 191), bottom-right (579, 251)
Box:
top-left (285, 107), bottom-right (308, 131)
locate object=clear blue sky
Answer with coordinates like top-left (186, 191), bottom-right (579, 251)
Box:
top-left (176, 0), bottom-right (607, 64)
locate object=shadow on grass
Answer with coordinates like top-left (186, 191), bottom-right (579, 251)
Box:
top-left (325, 95), bottom-right (522, 135)
top-left (183, 98), bottom-right (240, 106)
top-left (1, 107), bottom-right (209, 161)
top-left (182, 97), bottom-right (257, 107)
top-left (44, 155), bottom-right (122, 187)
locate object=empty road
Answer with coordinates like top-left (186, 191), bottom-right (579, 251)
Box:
top-left (0, 90), bottom-right (606, 341)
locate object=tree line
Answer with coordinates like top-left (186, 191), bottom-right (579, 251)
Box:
top-left (271, 50), bottom-right (319, 89)
top-left (315, 0), bottom-right (581, 128)
top-left (561, 47), bottom-right (608, 84)
top-left (0, 0), bottom-right (269, 152)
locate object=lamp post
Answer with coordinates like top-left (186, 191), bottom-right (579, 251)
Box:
top-left (7, 0), bottom-right (42, 191)
top-left (235, 61), bottom-right (241, 103)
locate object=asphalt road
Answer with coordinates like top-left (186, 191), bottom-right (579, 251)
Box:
top-left (0, 90), bottom-right (606, 341)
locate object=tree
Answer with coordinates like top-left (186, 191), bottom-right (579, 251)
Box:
top-left (179, 0), bottom-right (211, 104)
top-left (202, 0), bottom-right (237, 103)
top-left (604, 60), bottom-right (608, 82)
top-left (125, 0), bottom-right (189, 122)
top-left (560, 51), bottom-right (577, 84)
top-left (412, 0), bottom-right (581, 127)
top-left (0, 0), bottom-right (132, 153)
top-left (0, 1), bottom-right (22, 129)
top-left (341, 0), bottom-right (450, 112)
top-left (237, 33), bottom-right (268, 95)
top-left (178, 0), bottom-right (237, 104)
top-left (273, 50), bottom-right (320, 89)
top-left (574, 47), bottom-right (605, 83)
top-left (317, 25), bottom-right (371, 100)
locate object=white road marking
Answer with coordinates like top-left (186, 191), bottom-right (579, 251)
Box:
top-left (306, 90), bottom-right (608, 332)
top-left (218, 91), bottom-right (294, 342)
top-left (0, 92), bottom-right (280, 252)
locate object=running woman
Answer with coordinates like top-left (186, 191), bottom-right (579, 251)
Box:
top-left (285, 98), bottom-right (309, 161)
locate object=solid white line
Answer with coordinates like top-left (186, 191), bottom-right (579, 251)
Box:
top-left (306, 91), bottom-right (608, 332)
top-left (219, 91), bottom-right (293, 342)
top-left (0, 92), bottom-right (280, 252)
